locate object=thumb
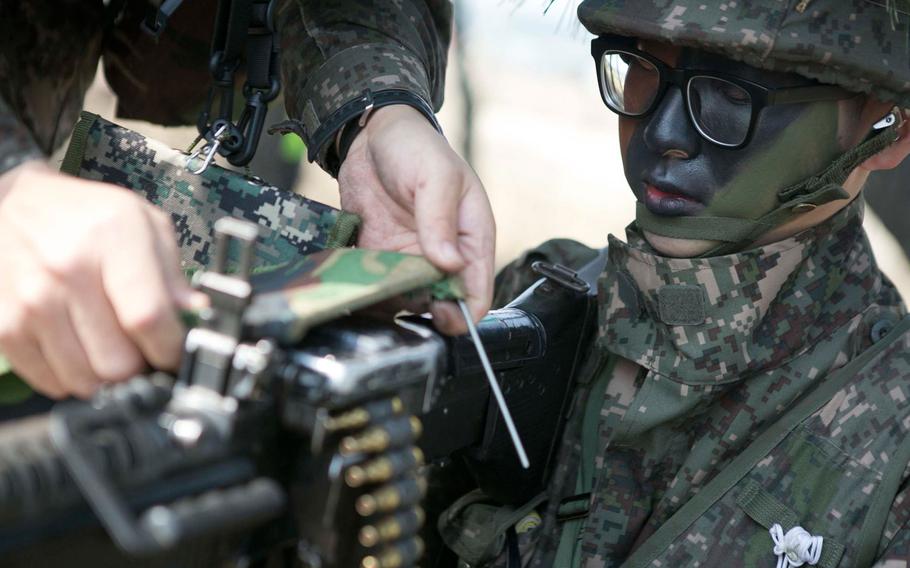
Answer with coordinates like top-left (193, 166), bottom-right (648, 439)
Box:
top-left (413, 169), bottom-right (466, 274)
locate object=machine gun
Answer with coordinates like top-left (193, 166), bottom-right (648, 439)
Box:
top-left (0, 219), bottom-right (601, 568)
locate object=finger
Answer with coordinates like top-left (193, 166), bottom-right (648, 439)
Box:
top-left (456, 182), bottom-right (496, 324)
top-left (430, 301), bottom-right (467, 336)
top-left (147, 208), bottom-right (206, 310)
top-left (0, 232), bottom-right (68, 398)
top-left (427, 182), bottom-right (495, 336)
top-left (102, 208), bottom-right (185, 371)
top-left (1, 334), bottom-right (67, 399)
top-left (430, 253), bottom-right (494, 335)
top-left (67, 267), bottom-right (145, 383)
top-left (458, 255), bottom-right (495, 327)
top-left (460, 254), bottom-right (495, 324)
top-left (413, 167), bottom-right (467, 273)
top-left (36, 306), bottom-right (101, 399)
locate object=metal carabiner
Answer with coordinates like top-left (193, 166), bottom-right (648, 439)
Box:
top-left (187, 124), bottom-right (229, 175)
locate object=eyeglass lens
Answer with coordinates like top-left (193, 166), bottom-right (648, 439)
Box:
top-left (600, 51), bottom-right (660, 115)
top-left (600, 51), bottom-right (754, 147)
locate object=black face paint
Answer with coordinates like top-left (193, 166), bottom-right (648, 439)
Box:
top-left (621, 47), bottom-right (844, 224)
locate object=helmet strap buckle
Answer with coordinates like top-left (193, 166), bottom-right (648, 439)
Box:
top-left (873, 106), bottom-right (905, 131)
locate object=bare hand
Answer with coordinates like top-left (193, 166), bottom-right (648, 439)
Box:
top-left (337, 105), bottom-right (495, 335)
top-left (0, 161), bottom-right (200, 399)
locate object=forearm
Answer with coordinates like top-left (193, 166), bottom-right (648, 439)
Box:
top-left (275, 0), bottom-right (453, 173)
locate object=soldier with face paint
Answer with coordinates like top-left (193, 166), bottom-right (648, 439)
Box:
top-left (440, 2), bottom-right (910, 568)
top-left (612, 38), bottom-right (896, 258)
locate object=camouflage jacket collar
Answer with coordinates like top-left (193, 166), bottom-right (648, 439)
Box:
top-left (597, 198), bottom-right (879, 384)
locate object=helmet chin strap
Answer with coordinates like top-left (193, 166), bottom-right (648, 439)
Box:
top-left (636, 108), bottom-right (903, 257)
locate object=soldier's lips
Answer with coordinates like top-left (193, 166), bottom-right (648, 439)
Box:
top-left (643, 183), bottom-right (705, 216)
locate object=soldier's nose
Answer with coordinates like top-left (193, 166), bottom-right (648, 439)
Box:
top-left (643, 88), bottom-right (699, 159)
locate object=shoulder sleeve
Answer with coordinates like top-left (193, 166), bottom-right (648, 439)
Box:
top-left (0, 97), bottom-right (43, 177)
top-left (0, 1), bottom-right (103, 175)
top-left (274, 0), bottom-right (452, 173)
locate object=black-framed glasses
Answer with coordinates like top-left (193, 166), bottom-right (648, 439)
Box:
top-left (591, 35), bottom-right (854, 148)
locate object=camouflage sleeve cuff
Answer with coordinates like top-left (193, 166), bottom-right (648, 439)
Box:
top-left (281, 42), bottom-right (439, 174)
top-left (0, 97), bottom-right (44, 177)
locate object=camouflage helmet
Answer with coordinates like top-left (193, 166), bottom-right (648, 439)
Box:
top-left (577, 0), bottom-right (910, 107)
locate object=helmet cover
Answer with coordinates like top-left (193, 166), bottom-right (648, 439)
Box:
top-left (578, 0), bottom-right (910, 107)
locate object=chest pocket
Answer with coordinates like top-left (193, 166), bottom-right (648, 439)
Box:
top-left (642, 427), bottom-right (874, 568)
top-left (736, 479), bottom-right (845, 568)
top-left (620, 318), bottom-right (910, 568)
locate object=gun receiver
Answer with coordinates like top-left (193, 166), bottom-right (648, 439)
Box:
top-left (0, 220), bottom-right (601, 568)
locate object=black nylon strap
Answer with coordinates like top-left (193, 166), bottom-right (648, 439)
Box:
top-left (220, 0), bottom-right (252, 68)
top-left (266, 90), bottom-right (445, 177)
top-left (313, 89), bottom-right (443, 177)
top-left (245, 32), bottom-right (273, 89)
top-left (140, 0), bottom-right (186, 37)
top-left (197, 0), bottom-right (279, 167)
top-left (245, 0), bottom-right (275, 90)
top-left (506, 526), bottom-right (522, 568)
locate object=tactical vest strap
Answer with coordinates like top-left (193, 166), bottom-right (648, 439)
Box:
top-left (623, 315), bottom-right (910, 568)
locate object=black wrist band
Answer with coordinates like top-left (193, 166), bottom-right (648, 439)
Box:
top-left (315, 88), bottom-right (443, 178)
top-left (335, 116), bottom-right (366, 171)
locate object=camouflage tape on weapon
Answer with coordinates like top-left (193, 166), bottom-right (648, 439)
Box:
top-left (0, 249), bottom-right (463, 403)
top-left (60, 111), bottom-right (362, 273)
top-left (245, 248), bottom-right (464, 344)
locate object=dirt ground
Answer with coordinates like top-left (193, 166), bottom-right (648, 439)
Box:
top-left (75, 1), bottom-right (910, 300)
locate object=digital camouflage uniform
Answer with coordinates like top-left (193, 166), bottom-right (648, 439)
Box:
top-left (60, 112), bottom-right (362, 271)
top-left (566, 201), bottom-right (910, 567)
top-left (0, 0), bottom-right (451, 178)
top-left (444, 2), bottom-right (910, 568)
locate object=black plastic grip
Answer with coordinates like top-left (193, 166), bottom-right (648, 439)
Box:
top-left (47, 379), bottom-right (287, 556)
top-left (139, 477), bottom-right (286, 548)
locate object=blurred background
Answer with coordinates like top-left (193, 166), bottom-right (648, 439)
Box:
top-left (76, 0), bottom-right (910, 297)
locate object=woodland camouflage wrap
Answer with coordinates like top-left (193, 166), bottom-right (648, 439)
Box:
top-left (61, 112), bottom-right (360, 272)
top-left (578, 0), bottom-right (910, 107)
top-left (0, 0), bottom-right (450, 177)
top-left (246, 248), bottom-right (461, 343)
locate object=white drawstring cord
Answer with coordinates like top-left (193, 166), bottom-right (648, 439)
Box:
top-left (769, 523), bottom-right (823, 568)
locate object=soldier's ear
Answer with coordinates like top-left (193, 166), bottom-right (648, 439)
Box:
top-left (859, 108), bottom-right (910, 172)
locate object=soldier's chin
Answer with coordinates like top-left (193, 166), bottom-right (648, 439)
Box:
top-left (642, 231), bottom-right (721, 258)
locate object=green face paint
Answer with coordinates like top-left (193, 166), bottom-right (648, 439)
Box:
top-left (702, 101), bottom-right (841, 221)
top-left (619, 43), bottom-right (863, 253)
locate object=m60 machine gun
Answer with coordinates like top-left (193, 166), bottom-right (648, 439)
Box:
top-left (0, 219), bottom-right (600, 568)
